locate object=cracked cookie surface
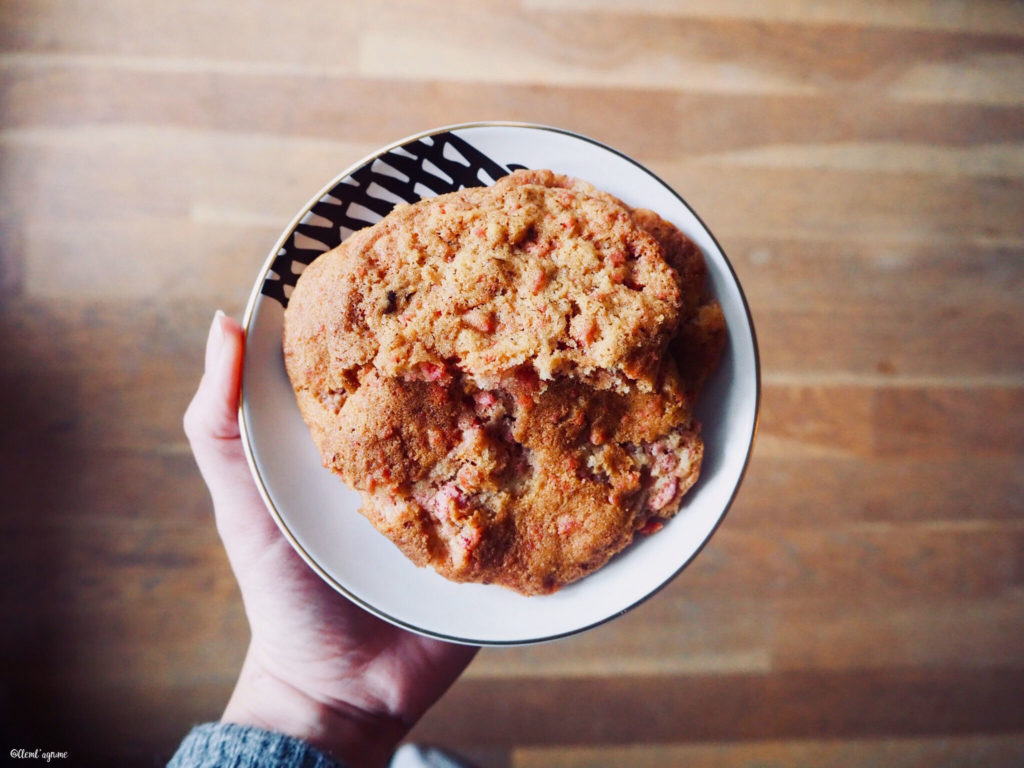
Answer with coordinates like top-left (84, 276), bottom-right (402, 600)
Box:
top-left (283, 169), bottom-right (724, 594)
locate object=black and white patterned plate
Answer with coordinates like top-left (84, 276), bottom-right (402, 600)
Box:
top-left (240, 122), bottom-right (759, 645)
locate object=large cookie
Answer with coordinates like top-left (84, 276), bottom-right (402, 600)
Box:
top-left (283, 169), bottom-right (724, 594)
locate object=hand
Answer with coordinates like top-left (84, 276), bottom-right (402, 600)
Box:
top-left (183, 311), bottom-right (477, 768)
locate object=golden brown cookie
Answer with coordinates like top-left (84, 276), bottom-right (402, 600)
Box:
top-left (283, 169), bottom-right (724, 594)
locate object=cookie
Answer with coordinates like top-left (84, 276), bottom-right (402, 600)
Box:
top-left (283, 169), bottom-right (724, 594)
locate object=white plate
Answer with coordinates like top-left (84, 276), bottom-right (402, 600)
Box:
top-left (240, 122), bottom-right (760, 646)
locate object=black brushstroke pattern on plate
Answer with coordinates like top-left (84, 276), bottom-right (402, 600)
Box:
top-left (261, 131), bottom-right (524, 307)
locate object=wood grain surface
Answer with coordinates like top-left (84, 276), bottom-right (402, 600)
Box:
top-left (1, 2), bottom-right (1022, 766)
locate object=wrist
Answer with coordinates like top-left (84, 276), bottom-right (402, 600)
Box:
top-left (222, 647), bottom-right (408, 768)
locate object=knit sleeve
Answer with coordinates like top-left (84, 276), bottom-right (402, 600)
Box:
top-left (167, 722), bottom-right (347, 768)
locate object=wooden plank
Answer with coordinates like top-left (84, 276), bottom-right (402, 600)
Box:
top-left (0, 0), bottom-right (365, 66)
top-left (4, 2), bottom-right (1021, 99)
top-left (19, 217), bottom-right (282, 301)
top-left (697, 140), bottom-right (1024, 177)
top-left (0, 302), bottom-right (212, 383)
top-left (66, 598), bottom-right (247, 690)
top-left (0, 449), bottom-right (212, 533)
top-left (357, 8), bottom-right (1024, 103)
top-left (757, 385), bottom-right (1024, 458)
top-left (0, 299), bottom-right (214, 450)
top-left (731, 234), bottom-right (1024, 376)
top-left (522, 0), bottom-right (1024, 36)
top-left (874, 386), bottom-right (1024, 457)
top-left (0, 126), bottom-right (377, 220)
top-left (679, 524), bottom-right (1021, 600)
top-left (889, 56), bottom-right (1024, 105)
top-left (733, 455), bottom-right (1024, 525)
top-left (4, 65), bottom-right (1023, 157)
top-left (0, 207), bottom-right (22, 296)
top-left (729, 236), bottom-right (1024, 313)
top-left (410, 667), bottom-right (1024, 746)
top-left (0, 449), bottom-right (238, 614)
top-left (512, 734), bottom-right (1024, 768)
top-left (470, 595), bottom-right (773, 679)
top-left (754, 310), bottom-right (1024, 380)
top-left (659, 167), bottom-right (1024, 243)
top-left (0, 132), bottom-right (339, 221)
top-left (772, 592), bottom-right (1024, 671)
top-left (470, 590), bottom-right (1024, 680)
top-left (757, 385), bottom-right (874, 456)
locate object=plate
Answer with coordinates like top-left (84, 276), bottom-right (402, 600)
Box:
top-left (239, 122), bottom-right (759, 646)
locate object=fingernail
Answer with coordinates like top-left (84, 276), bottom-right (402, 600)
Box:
top-left (205, 309), bottom-right (226, 372)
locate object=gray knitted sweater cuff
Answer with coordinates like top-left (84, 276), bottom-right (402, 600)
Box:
top-left (167, 722), bottom-right (346, 768)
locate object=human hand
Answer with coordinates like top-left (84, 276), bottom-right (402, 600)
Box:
top-left (183, 311), bottom-right (477, 768)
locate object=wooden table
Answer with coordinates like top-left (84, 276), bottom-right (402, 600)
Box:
top-left (2, 2), bottom-right (1022, 766)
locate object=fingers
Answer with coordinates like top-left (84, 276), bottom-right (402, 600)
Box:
top-left (185, 310), bottom-right (244, 445)
top-left (184, 310), bottom-right (284, 561)
top-left (183, 310), bottom-right (258, 508)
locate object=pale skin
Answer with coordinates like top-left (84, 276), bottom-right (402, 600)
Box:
top-left (183, 311), bottom-right (477, 768)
